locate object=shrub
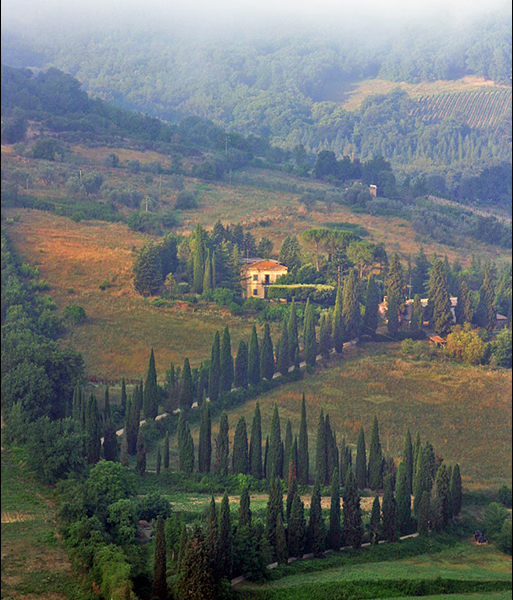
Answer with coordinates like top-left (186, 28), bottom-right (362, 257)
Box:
top-left (268, 284), bottom-right (336, 305)
top-left (497, 485), bottom-right (512, 508)
top-left (136, 493), bottom-right (172, 521)
top-left (483, 502), bottom-right (510, 539)
top-left (445, 325), bottom-right (487, 365)
top-left (174, 190), bottom-right (198, 210)
top-left (62, 304), bottom-right (87, 325)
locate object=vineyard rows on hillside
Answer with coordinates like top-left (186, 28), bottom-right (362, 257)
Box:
top-left (413, 89), bottom-right (512, 129)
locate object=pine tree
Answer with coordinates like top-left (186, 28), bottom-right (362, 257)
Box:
top-left (328, 468), bottom-right (342, 551)
top-left (363, 274), bottom-right (380, 336)
top-left (410, 294), bottom-right (424, 333)
top-left (333, 286), bottom-right (344, 353)
top-left (382, 473), bottom-right (398, 542)
top-left (298, 394), bottom-right (310, 485)
top-left (303, 299), bottom-right (317, 367)
top-left (216, 411), bottom-right (229, 476)
top-left (287, 299), bottom-right (299, 362)
top-left (287, 493), bottom-right (306, 559)
top-left (133, 241), bottom-right (163, 295)
top-left (275, 513), bottom-right (288, 565)
top-left (180, 357), bottom-right (194, 411)
top-left (367, 416), bottom-right (383, 491)
top-left (476, 266), bottom-right (496, 331)
top-left (198, 400), bottom-right (212, 474)
top-left (85, 394), bottom-right (101, 464)
top-left (450, 463), bottom-right (462, 517)
top-left (369, 494), bottom-right (381, 545)
top-left (355, 426), bottom-right (367, 490)
top-left (249, 402), bottom-right (263, 479)
top-left (286, 458), bottom-right (298, 521)
top-left (178, 412), bottom-right (194, 474)
top-left (386, 291), bottom-right (399, 337)
top-left (120, 378), bottom-right (127, 417)
top-left (220, 326), bottom-right (234, 393)
top-left (343, 468), bottom-right (363, 550)
top-left (277, 319), bottom-right (290, 377)
top-left (209, 331), bottom-right (221, 402)
top-left (411, 247), bottom-right (430, 296)
top-left (315, 409), bottom-right (328, 486)
top-left (260, 323), bottom-right (275, 380)
top-left (248, 325), bottom-right (261, 386)
top-left (386, 253), bottom-right (406, 311)
top-left (143, 348), bottom-right (159, 419)
top-left (152, 516), bottom-right (168, 600)
top-left (456, 280), bottom-right (473, 324)
top-left (266, 478), bottom-right (284, 558)
top-left (234, 339), bottom-right (249, 389)
top-left (267, 404), bottom-right (282, 480)
top-left (307, 481), bottom-right (326, 556)
top-left (396, 461), bottom-right (412, 535)
top-left (342, 268), bottom-right (360, 340)
top-left (402, 429), bottom-right (414, 494)
top-left (434, 463), bottom-right (451, 526)
top-left (418, 491), bottom-right (431, 536)
top-left (232, 417), bottom-right (249, 474)
top-left (218, 492), bottom-right (233, 578)
top-left (136, 429), bottom-right (146, 476)
top-left (239, 486), bottom-right (252, 529)
top-left (427, 259), bottom-right (453, 335)
top-left (163, 431), bottom-right (170, 469)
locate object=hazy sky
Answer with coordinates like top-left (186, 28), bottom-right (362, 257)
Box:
top-left (1, 0), bottom-right (510, 34)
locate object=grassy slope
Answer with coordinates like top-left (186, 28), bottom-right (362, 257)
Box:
top-left (1, 448), bottom-right (85, 600)
top-left (188, 344), bottom-right (512, 489)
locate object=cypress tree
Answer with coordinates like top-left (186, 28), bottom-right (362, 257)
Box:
top-left (363, 274), bottom-right (380, 336)
top-left (204, 496), bottom-right (219, 575)
top-left (410, 294), bottom-right (424, 333)
top-left (343, 468), bottom-right (363, 550)
top-left (218, 492), bottom-right (233, 578)
top-left (216, 411), bottom-right (229, 476)
top-left (156, 446), bottom-right (162, 475)
top-left (428, 259), bottom-right (453, 336)
top-left (178, 412), bottom-right (194, 474)
top-left (136, 429), bottom-right (146, 476)
top-left (267, 404), bottom-right (282, 480)
top-left (450, 463), bottom-right (462, 517)
top-left (202, 249), bottom-right (213, 292)
top-left (456, 280), bottom-right (473, 325)
top-left (163, 431), bottom-right (170, 469)
top-left (434, 463), bottom-right (451, 526)
top-left (208, 331), bottom-right (221, 402)
top-left (249, 402), bottom-right (263, 479)
top-left (367, 416), bottom-right (383, 491)
top-left (386, 291), bottom-right (399, 337)
top-left (286, 458), bottom-right (298, 522)
top-left (248, 325), bottom-right (261, 386)
top-left (120, 431), bottom-right (129, 467)
top-left (102, 415), bottom-right (119, 462)
top-left (476, 266), bottom-right (496, 331)
top-left (413, 446), bottom-right (433, 516)
top-left (287, 298), bottom-right (299, 362)
top-left (85, 394), bottom-right (101, 464)
top-left (234, 339), bottom-right (249, 389)
top-left (369, 494), bottom-right (381, 545)
top-left (260, 323), bottom-right (275, 380)
top-left (177, 523), bottom-right (188, 573)
top-left (315, 409), bottom-right (328, 486)
top-left (71, 385), bottom-right (83, 425)
top-left (402, 429), bottom-right (414, 494)
top-left (180, 357), bottom-right (194, 411)
top-left (355, 426), bottom-right (367, 490)
top-left (125, 394), bottom-right (137, 456)
top-left (152, 516), bottom-right (168, 600)
top-left (298, 394), bottom-right (309, 485)
top-left (192, 224), bottom-right (207, 294)
top-left (412, 432), bottom-right (421, 485)
top-left (318, 313), bottom-right (331, 359)
top-left (198, 400), bottom-right (212, 474)
top-left (333, 285), bottom-right (344, 353)
top-left (103, 386), bottom-right (111, 423)
top-left (220, 326), bottom-right (234, 393)
top-left (283, 419), bottom-right (293, 480)
top-left (386, 253), bottom-right (406, 311)
top-left (120, 377), bottom-right (127, 417)
top-left (396, 461), bottom-right (412, 535)
top-left (328, 468), bottom-right (342, 551)
top-left (307, 481), bottom-right (326, 556)
top-left (288, 493), bottom-right (306, 559)
top-left (275, 513), bottom-right (288, 565)
top-left (339, 437), bottom-right (352, 488)
top-left (303, 299), bottom-right (317, 367)
top-left (263, 436), bottom-right (269, 479)
top-left (277, 319), bottom-right (290, 377)
top-left (143, 348), bottom-right (159, 419)
top-left (232, 416), bottom-right (249, 474)
top-left (342, 268), bottom-right (360, 340)
top-left (382, 473), bottom-right (398, 542)
top-left (418, 491), bottom-right (431, 536)
top-left (266, 478), bottom-right (284, 557)
top-left (239, 486), bottom-right (252, 529)
top-left (424, 441), bottom-right (437, 484)
top-left (411, 246), bottom-right (430, 296)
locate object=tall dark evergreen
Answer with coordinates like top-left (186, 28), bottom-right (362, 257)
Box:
top-left (456, 280), bottom-right (473, 324)
top-left (220, 326), bottom-right (234, 393)
top-left (428, 259), bottom-right (453, 336)
top-left (339, 437), bottom-right (352, 488)
top-left (260, 323), bottom-right (275, 380)
top-left (152, 516), bottom-right (168, 600)
top-left (277, 319), bottom-right (290, 377)
top-left (450, 463), bottom-right (462, 517)
top-left (328, 468), bottom-right (342, 551)
top-left (218, 492), bottom-right (233, 578)
top-left (413, 446), bottom-right (433, 516)
top-left (124, 396), bottom-right (136, 456)
top-left (307, 481), bottom-right (326, 556)
top-left (275, 513), bottom-right (288, 565)
top-left (266, 478), bottom-right (284, 558)
top-left (239, 486), bottom-right (252, 529)
top-left (198, 400), bottom-right (212, 474)
top-left (342, 468), bottom-right (363, 550)
top-left (325, 415), bottom-right (338, 486)
top-left (216, 411), bottom-right (229, 476)
top-left (208, 331), bottom-right (221, 402)
top-left (286, 458), bottom-right (298, 521)
top-left (192, 223), bottom-right (207, 294)
top-left (156, 446), bottom-right (161, 475)
top-left (204, 496), bottom-right (219, 577)
top-left (163, 430), bottom-right (170, 469)
top-left (283, 419), bottom-right (293, 480)
top-left (476, 266), bottom-right (496, 331)
top-left (402, 429), bottom-right (414, 494)
top-left (333, 286), bottom-right (344, 353)
top-left (410, 294), bottom-right (424, 333)
top-left (232, 417), bottom-right (249, 474)
top-left (303, 299), bottom-right (317, 367)
top-left (263, 436), bottom-right (269, 479)
top-left (287, 493), bottom-right (306, 559)
top-left (287, 298), bottom-right (299, 362)
top-left (363, 274), bottom-right (380, 336)
top-left (386, 291), bottom-right (399, 337)
top-left (267, 403), bottom-right (282, 480)
top-left (298, 394), bottom-right (310, 485)
top-left (102, 415), bottom-right (119, 462)
top-left (85, 394), bottom-right (101, 464)
top-left (177, 412), bottom-right (194, 474)
top-left (136, 429), bottom-right (146, 476)
top-left (386, 253), bottom-right (406, 311)
top-left (367, 416), bottom-right (383, 491)
top-left (143, 348), bottom-right (159, 419)
top-left (418, 491), bottom-right (431, 536)
top-left (179, 357), bottom-right (194, 411)
top-left (248, 325), bottom-right (261, 386)
top-left (120, 377), bottom-right (127, 417)
top-left (120, 431), bottom-right (129, 467)
top-left (434, 463), bottom-right (451, 526)
top-left (315, 409), bottom-right (328, 485)
top-left (381, 474), bottom-right (398, 542)
top-left (249, 402), bottom-right (263, 479)
top-left (369, 494), bottom-right (381, 545)
top-left (411, 247), bottom-right (430, 296)
top-left (318, 313), bottom-right (331, 358)
top-left (396, 461), bottom-right (412, 535)
top-left (342, 268), bottom-right (360, 340)
top-left (234, 339), bottom-right (248, 389)
top-left (202, 249), bottom-right (213, 292)
top-left (355, 426), bottom-right (367, 490)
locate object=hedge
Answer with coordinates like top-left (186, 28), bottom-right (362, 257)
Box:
top-left (267, 284), bottom-right (336, 305)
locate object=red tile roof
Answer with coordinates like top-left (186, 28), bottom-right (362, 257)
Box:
top-left (243, 260), bottom-right (287, 271)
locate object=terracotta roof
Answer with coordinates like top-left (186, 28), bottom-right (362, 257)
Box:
top-left (243, 260), bottom-right (287, 271)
